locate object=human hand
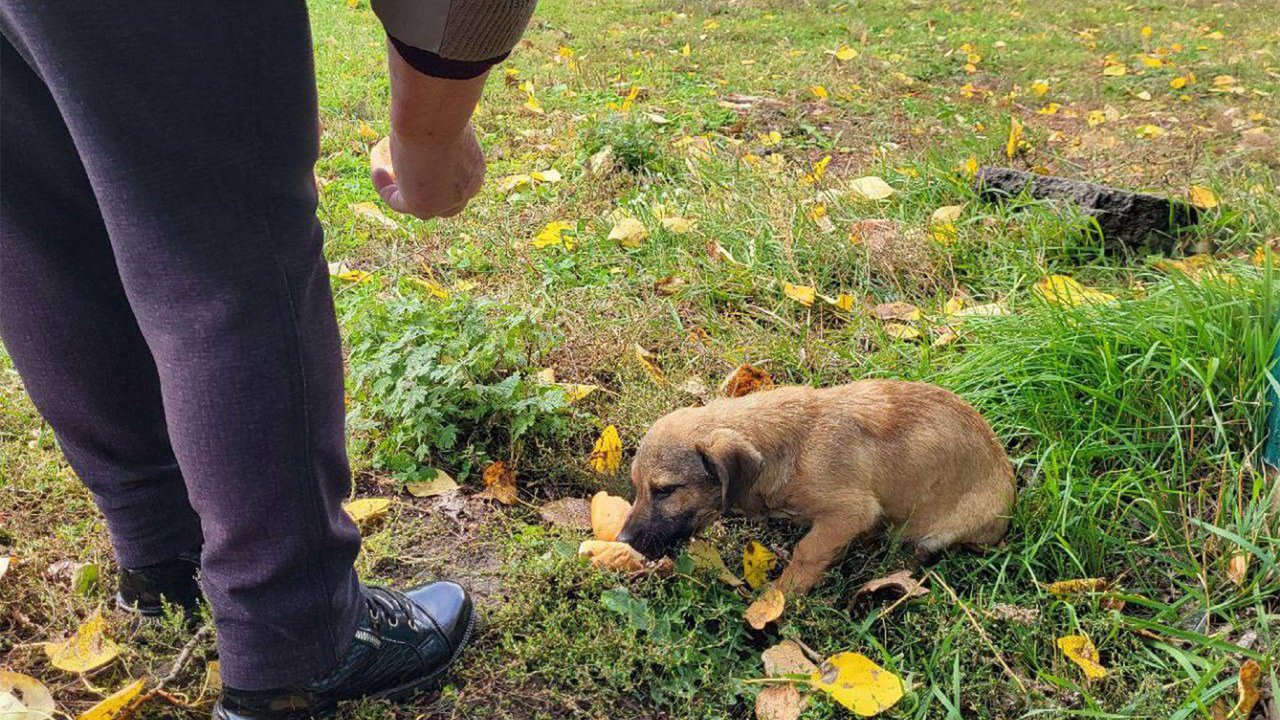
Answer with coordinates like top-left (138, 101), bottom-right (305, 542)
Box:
top-left (371, 124), bottom-right (484, 219)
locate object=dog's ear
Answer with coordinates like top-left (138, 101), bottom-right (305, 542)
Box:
top-left (695, 429), bottom-right (764, 514)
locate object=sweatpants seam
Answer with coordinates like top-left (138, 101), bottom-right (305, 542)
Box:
top-left (240, 11), bottom-right (345, 671)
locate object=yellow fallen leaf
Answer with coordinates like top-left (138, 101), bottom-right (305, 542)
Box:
top-left (634, 344), bottom-right (666, 383)
top-left (609, 218), bottom-right (649, 248)
top-left (532, 220), bottom-right (576, 250)
top-left (357, 120), bottom-right (378, 142)
top-left (589, 425), bottom-right (623, 475)
top-left (344, 497), bottom-right (391, 526)
top-left (530, 169), bottom-right (562, 183)
top-left (1102, 63), bottom-right (1127, 77)
top-left (477, 461), bottom-right (518, 505)
top-left (1035, 275), bottom-right (1116, 307)
top-left (745, 586), bottom-right (786, 629)
top-left (847, 176), bottom-right (896, 201)
top-left (562, 383), bottom-right (600, 403)
top-left (743, 541), bottom-right (778, 590)
top-left (931, 205), bottom-right (964, 224)
top-left (77, 678), bottom-right (146, 720)
top-left (833, 46), bottom-right (858, 61)
top-left (590, 491), bottom-right (632, 542)
top-left (1006, 116), bottom-right (1024, 160)
top-left (808, 652), bottom-right (904, 716)
top-left (755, 683), bottom-right (802, 720)
top-left (351, 201), bottom-right (397, 229)
top-left (1170, 76), bottom-right (1189, 89)
top-left (687, 539), bottom-right (744, 587)
top-left (721, 363), bottom-right (775, 398)
top-left (1030, 81), bottom-right (1050, 96)
top-left (883, 323), bottom-right (921, 340)
top-left (1234, 659), bottom-right (1261, 717)
top-left (1188, 185), bottom-right (1218, 209)
top-left (44, 611), bottom-right (121, 673)
top-left (1154, 254), bottom-right (1215, 281)
top-left (660, 217), bottom-right (694, 234)
top-left (497, 174), bottom-right (534, 194)
top-left (960, 156), bottom-right (979, 179)
top-left (825, 293), bottom-right (856, 311)
top-left (1038, 103), bottom-right (1061, 116)
top-left (1252, 245), bottom-right (1279, 268)
top-left (1046, 578), bottom-right (1108, 594)
top-left (1086, 110), bottom-right (1107, 127)
top-left (1057, 634), bottom-right (1107, 679)
top-left (405, 471), bottom-right (459, 498)
top-left (943, 296), bottom-right (966, 315)
top-left (0, 670), bottom-right (55, 718)
top-left (951, 302), bottom-right (1008, 319)
top-left (578, 540), bottom-right (646, 572)
top-left (782, 283), bottom-right (816, 307)
top-left (810, 85), bottom-right (829, 100)
top-left (1135, 124), bottom-right (1165, 139)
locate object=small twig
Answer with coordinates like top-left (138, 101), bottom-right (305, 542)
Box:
top-left (157, 624), bottom-right (213, 688)
top-left (927, 571), bottom-right (1027, 693)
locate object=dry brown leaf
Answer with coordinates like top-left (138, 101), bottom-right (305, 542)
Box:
top-left (539, 498), bottom-right (593, 531)
top-left (854, 570), bottom-right (929, 602)
top-left (1234, 659), bottom-right (1261, 717)
top-left (762, 640), bottom-right (818, 676)
top-left (872, 302), bottom-right (922, 322)
top-left (578, 540), bottom-right (646, 572)
top-left (590, 491), bottom-right (632, 542)
top-left (755, 684), bottom-right (802, 720)
top-left (721, 364), bottom-right (775, 398)
top-left (477, 461), bottom-right (518, 505)
top-left (1227, 552), bottom-right (1249, 586)
top-left (745, 586), bottom-right (786, 629)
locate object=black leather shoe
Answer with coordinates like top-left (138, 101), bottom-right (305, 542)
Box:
top-left (116, 551), bottom-right (203, 619)
top-left (212, 582), bottom-right (475, 720)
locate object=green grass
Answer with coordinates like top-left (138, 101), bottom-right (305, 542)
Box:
top-left (2, 0), bottom-right (1279, 718)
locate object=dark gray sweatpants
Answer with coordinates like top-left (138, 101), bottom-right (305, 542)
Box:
top-left (0, 0), bottom-right (362, 689)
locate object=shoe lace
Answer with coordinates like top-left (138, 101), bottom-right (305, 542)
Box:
top-left (363, 586), bottom-right (422, 633)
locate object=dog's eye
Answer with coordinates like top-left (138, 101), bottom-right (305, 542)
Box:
top-left (653, 485), bottom-right (679, 499)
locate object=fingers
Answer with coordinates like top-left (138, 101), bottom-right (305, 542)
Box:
top-left (370, 164), bottom-right (475, 220)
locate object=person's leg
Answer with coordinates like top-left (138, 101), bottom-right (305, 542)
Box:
top-left (0, 0), bottom-right (362, 689)
top-left (0, 35), bottom-right (203, 575)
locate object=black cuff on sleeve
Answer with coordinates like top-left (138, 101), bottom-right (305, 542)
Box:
top-left (388, 35), bottom-right (508, 80)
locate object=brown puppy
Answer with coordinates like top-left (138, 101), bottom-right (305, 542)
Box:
top-left (616, 380), bottom-right (1015, 595)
